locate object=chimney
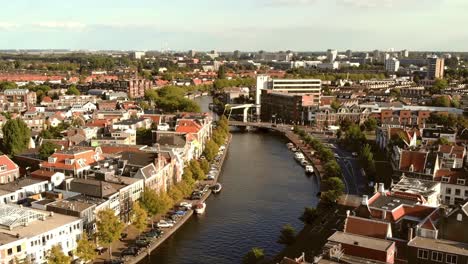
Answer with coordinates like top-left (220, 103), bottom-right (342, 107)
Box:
top-left (408, 227), bottom-right (414, 241)
top-left (361, 195), bottom-right (369, 205)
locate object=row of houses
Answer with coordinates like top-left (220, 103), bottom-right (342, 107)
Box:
top-left (0, 110), bottom-right (213, 264)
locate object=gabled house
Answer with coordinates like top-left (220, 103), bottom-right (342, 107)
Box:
top-left (437, 145), bottom-right (466, 169)
top-left (0, 155), bottom-right (20, 184)
top-left (40, 147), bottom-right (104, 177)
top-left (398, 150), bottom-right (440, 179)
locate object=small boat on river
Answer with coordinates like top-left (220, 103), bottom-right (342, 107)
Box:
top-left (195, 202), bottom-right (206, 214)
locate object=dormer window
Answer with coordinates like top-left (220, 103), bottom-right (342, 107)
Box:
top-left (442, 177), bottom-right (450, 183)
top-left (457, 179), bottom-right (465, 185)
top-left (65, 159), bottom-right (75, 165)
top-left (0, 165), bottom-right (6, 171)
top-left (48, 157), bottom-right (57, 164)
top-left (409, 164), bottom-right (414, 172)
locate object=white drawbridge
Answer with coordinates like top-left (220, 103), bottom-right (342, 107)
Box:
top-left (223, 104), bottom-right (257, 122)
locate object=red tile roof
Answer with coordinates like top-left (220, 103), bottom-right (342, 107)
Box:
top-left (175, 120), bottom-right (202, 134)
top-left (0, 155), bottom-right (19, 173)
top-left (40, 149), bottom-right (103, 171)
top-left (399, 151), bottom-right (427, 173)
top-left (344, 216), bottom-right (390, 239)
top-left (438, 145), bottom-right (465, 159)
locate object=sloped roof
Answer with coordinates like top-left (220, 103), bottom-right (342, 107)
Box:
top-left (344, 216), bottom-right (390, 239)
top-left (0, 155), bottom-right (19, 172)
top-left (399, 150), bottom-right (428, 173)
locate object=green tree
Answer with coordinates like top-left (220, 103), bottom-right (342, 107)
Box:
top-left (364, 117), bottom-right (378, 132)
top-left (46, 245), bottom-right (71, 264)
top-left (168, 186), bottom-right (184, 203)
top-left (189, 160), bottom-right (205, 181)
top-left (432, 96), bottom-right (451, 107)
top-left (0, 81), bottom-right (18, 91)
top-left (75, 233), bottom-right (97, 262)
top-left (182, 168), bottom-right (195, 187)
top-left (242, 248), bottom-right (265, 264)
top-left (2, 119), bottom-right (31, 156)
top-left (96, 209), bottom-right (124, 259)
top-left (140, 188), bottom-right (173, 217)
top-left (131, 202), bottom-right (148, 235)
top-left (324, 160), bottom-right (342, 178)
top-left (330, 100), bottom-right (341, 112)
top-left (359, 144), bottom-right (376, 180)
top-left (436, 137), bottom-right (450, 145)
top-left (38, 142), bottom-right (60, 160)
top-left (199, 159), bottom-right (210, 174)
top-left (66, 85), bottom-right (81, 95)
top-left (343, 124), bottom-right (366, 151)
top-left (323, 177), bottom-right (345, 195)
top-left (217, 65), bottom-right (226, 79)
top-left (299, 207), bottom-right (318, 225)
top-left (428, 78), bottom-right (448, 94)
top-left (277, 224), bottom-right (296, 245)
top-left (203, 140), bottom-right (219, 162)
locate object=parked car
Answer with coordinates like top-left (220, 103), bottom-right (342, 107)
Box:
top-left (95, 247), bottom-right (107, 255)
top-left (157, 220), bottom-right (174, 228)
top-left (352, 152), bottom-right (358, 157)
top-left (135, 239), bottom-right (151, 248)
top-left (121, 248), bottom-right (138, 257)
top-left (104, 259), bottom-right (124, 264)
top-left (179, 202), bottom-right (192, 209)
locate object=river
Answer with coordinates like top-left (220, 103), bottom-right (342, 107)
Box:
top-left (141, 96), bottom-right (320, 264)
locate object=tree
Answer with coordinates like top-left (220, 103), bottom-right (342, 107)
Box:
top-left (96, 209), bottom-right (124, 259)
top-left (331, 100), bottom-right (341, 111)
top-left (189, 160), bottom-right (205, 180)
top-left (436, 137), bottom-right (450, 145)
top-left (324, 160), bottom-right (342, 178)
top-left (39, 142), bottom-right (60, 160)
top-left (299, 207), bottom-right (318, 225)
top-left (203, 140), bottom-right (219, 162)
top-left (359, 144), bottom-right (376, 180)
top-left (199, 159), bottom-right (210, 174)
top-left (66, 85), bottom-right (81, 95)
top-left (2, 119), bottom-right (31, 156)
top-left (46, 245), bottom-right (71, 264)
top-left (339, 118), bottom-right (353, 132)
top-left (168, 186), bottom-right (184, 202)
top-left (363, 117), bottom-right (378, 132)
top-left (277, 224), bottom-right (296, 245)
top-left (75, 233), bottom-right (97, 262)
top-left (428, 78), bottom-right (448, 94)
top-left (323, 177), bottom-right (345, 195)
top-left (343, 124), bottom-right (366, 151)
top-left (242, 248), bottom-right (265, 264)
top-left (0, 81), bottom-right (18, 91)
top-left (217, 65), bottom-right (226, 79)
top-left (140, 188), bottom-right (173, 217)
top-left (131, 202), bottom-right (148, 235)
top-left (432, 96), bottom-right (451, 107)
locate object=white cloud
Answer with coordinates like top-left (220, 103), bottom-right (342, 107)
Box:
top-left (0, 22), bottom-right (18, 30)
top-left (33, 22), bottom-right (87, 30)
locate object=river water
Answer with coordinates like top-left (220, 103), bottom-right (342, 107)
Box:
top-left (141, 96), bottom-right (320, 264)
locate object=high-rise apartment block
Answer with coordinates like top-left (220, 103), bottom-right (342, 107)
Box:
top-left (427, 56), bottom-right (445, 80)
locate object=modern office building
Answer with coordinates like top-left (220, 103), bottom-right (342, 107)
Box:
top-left (326, 49), bottom-right (338, 62)
top-left (385, 57), bottom-right (400, 72)
top-left (427, 56), bottom-right (445, 80)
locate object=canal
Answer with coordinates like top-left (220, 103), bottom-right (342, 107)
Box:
top-left (141, 97), bottom-right (320, 264)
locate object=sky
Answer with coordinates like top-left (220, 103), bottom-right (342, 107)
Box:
top-left (0, 0), bottom-right (467, 51)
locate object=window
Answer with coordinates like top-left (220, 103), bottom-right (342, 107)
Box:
top-left (442, 177), bottom-right (450, 183)
top-left (446, 254), bottom-right (457, 264)
top-left (446, 188), bottom-right (452, 195)
top-left (417, 249), bottom-right (429, 259)
top-left (455, 189), bottom-right (461, 196)
top-left (16, 245), bottom-right (21, 252)
top-left (7, 248), bottom-right (13, 255)
top-left (457, 179), bottom-right (465, 185)
top-left (431, 251), bottom-right (443, 262)
top-left (465, 190), bottom-right (468, 197)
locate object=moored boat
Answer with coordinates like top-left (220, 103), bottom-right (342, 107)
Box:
top-left (305, 165), bottom-right (314, 175)
top-left (212, 183), bottom-right (222, 194)
top-left (294, 152), bottom-right (305, 161)
top-left (195, 202), bottom-right (206, 214)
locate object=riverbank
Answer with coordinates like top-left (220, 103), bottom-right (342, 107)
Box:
top-left (94, 134), bottom-right (232, 264)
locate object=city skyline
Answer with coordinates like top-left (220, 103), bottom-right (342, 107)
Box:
top-left (0, 0), bottom-right (467, 51)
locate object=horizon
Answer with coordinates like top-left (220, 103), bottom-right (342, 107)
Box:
top-left (1, 0), bottom-right (467, 51)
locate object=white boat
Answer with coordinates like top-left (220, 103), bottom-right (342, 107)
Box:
top-left (286, 143), bottom-right (294, 149)
top-left (212, 183), bottom-right (222, 194)
top-left (294, 152), bottom-right (305, 161)
top-left (195, 202), bottom-right (206, 214)
top-left (305, 165), bottom-right (314, 175)
top-left (301, 159), bottom-right (309, 167)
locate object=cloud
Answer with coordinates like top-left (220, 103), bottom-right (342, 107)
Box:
top-left (0, 22), bottom-right (18, 31)
top-left (33, 22), bottom-right (87, 30)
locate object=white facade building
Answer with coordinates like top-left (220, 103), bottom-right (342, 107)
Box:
top-left (0, 204), bottom-right (82, 264)
top-left (326, 49), bottom-right (338, 62)
top-left (385, 58), bottom-right (400, 72)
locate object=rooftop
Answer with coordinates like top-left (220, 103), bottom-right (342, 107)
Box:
top-left (328, 231), bottom-right (394, 252)
top-left (408, 236), bottom-right (468, 256)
